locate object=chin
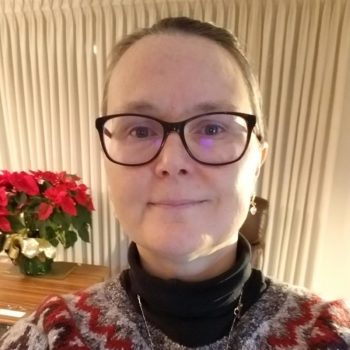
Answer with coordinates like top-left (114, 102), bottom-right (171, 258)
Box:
top-left (140, 226), bottom-right (230, 261)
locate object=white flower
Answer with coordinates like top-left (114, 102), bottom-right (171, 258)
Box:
top-left (20, 238), bottom-right (39, 259)
top-left (20, 238), bottom-right (56, 259)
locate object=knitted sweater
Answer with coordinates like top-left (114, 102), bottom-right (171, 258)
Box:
top-left (1, 276), bottom-right (349, 350)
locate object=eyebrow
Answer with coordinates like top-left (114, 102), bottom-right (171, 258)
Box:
top-left (116, 100), bottom-right (241, 116)
top-left (120, 101), bottom-right (158, 113)
top-left (190, 102), bottom-right (241, 113)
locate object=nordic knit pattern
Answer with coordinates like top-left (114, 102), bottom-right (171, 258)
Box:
top-left (1, 277), bottom-right (349, 350)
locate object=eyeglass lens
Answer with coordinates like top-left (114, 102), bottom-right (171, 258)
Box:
top-left (101, 114), bottom-right (249, 165)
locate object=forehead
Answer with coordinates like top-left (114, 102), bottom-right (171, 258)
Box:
top-left (107, 33), bottom-right (252, 117)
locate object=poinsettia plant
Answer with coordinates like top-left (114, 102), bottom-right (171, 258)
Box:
top-left (0, 170), bottom-right (94, 262)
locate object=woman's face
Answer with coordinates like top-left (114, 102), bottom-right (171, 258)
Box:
top-left (104, 33), bottom-right (265, 268)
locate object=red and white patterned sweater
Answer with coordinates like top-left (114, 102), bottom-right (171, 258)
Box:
top-left (1, 277), bottom-right (350, 349)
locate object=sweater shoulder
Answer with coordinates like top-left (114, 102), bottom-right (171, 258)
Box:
top-left (239, 279), bottom-right (350, 349)
top-left (0, 292), bottom-right (93, 350)
top-left (0, 277), bottom-right (137, 350)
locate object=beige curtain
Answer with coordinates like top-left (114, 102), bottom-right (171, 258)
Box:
top-left (0, 0), bottom-right (349, 297)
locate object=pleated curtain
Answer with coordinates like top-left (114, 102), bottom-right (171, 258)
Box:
top-left (0, 0), bottom-right (349, 296)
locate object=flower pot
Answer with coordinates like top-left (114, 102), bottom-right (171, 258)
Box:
top-left (17, 253), bottom-right (53, 276)
top-left (3, 234), bottom-right (57, 275)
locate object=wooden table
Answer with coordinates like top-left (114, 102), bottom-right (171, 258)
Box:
top-left (0, 260), bottom-right (109, 325)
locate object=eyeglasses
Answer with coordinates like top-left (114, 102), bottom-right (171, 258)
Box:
top-left (95, 112), bottom-right (256, 166)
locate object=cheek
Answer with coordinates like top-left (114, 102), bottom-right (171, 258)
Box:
top-left (221, 157), bottom-right (258, 201)
top-left (104, 160), bottom-right (144, 226)
top-left (217, 150), bottom-right (260, 225)
top-left (236, 143), bottom-right (261, 192)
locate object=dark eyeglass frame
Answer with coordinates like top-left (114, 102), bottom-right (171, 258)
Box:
top-left (95, 111), bottom-right (257, 166)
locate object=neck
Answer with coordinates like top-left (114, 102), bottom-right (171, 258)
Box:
top-left (121, 235), bottom-right (256, 347)
top-left (137, 242), bottom-right (238, 282)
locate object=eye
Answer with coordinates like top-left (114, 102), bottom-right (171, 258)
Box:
top-left (191, 121), bottom-right (227, 136)
top-left (203, 124), bottom-right (224, 136)
top-left (130, 126), bottom-right (153, 138)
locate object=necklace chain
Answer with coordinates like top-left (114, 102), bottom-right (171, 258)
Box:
top-left (137, 290), bottom-right (244, 350)
top-left (137, 294), bottom-right (156, 350)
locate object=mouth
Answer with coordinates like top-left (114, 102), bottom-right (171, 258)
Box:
top-left (148, 200), bottom-right (207, 208)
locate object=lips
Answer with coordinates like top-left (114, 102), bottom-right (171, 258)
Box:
top-left (149, 199), bottom-right (206, 207)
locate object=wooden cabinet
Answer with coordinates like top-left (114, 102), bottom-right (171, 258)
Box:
top-left (0, 260), bottom-right (109, 325)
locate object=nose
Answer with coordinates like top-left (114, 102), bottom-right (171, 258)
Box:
top-left (153, 132), bottom-right (193, 177)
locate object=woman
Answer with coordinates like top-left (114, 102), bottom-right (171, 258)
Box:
top-left (1, 17), bottom-right (349, 350)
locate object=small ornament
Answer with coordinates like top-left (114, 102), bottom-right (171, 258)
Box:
top-left (250, 205), bottom-right (257, 216)
top-left (250, 195), bottom-right (257, 216)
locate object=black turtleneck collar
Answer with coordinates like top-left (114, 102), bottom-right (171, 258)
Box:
top-left (120, 234), bottom-right (268, 347)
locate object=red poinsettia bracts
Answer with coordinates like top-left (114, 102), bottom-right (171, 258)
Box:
top-left (10, 171), bottom-right (40, 196)
top-left (0, 186), bottom-right (8, 206)
top-left (0, 207), bottom-right (11, 232)
top-left (44, 186), bottom-right (77, 216)
top-left (74, 184), bottom-right (94, 211)
top-left (0, 187), bottom-right (11, 232)
top-left (38, 202), bottom-right (54, 221)
top-left (0, 170), bottom-right (94, 253)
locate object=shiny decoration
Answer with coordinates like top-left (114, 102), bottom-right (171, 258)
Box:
top-left (4, 234), bottom-right (56, 261)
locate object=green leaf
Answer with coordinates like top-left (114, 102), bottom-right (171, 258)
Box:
top-left (37, 222), bottom-right (60, 247)
top-left (65, 230), bottom-right (77, 248)
top-left (26, 196), bottom-right (42, 210)
top-left (77, 223), bottom-right (90, 243)
top-left (37, 221), bottom-right (49, 239)
top-left (0, 234), bottom-right (6, 252)
top-left (7, 216), bottom-right (25, 232)
top-left (41, 181), bottom-right (51, 191)
top-left (46, 217), bottom-right (59, 231)
top-left (70, 205), bottom-right (91, 243)
top-left (7, 200), bottom-right (18, 212)
top-left (52, 210), bottom-right (71, 230)
top-left (45, 226), bottom-right (58, 244)
top-left (17, 192), bottom-right (27, 206)
top-left (72, 205), bottom-right (91, 227)
top-left (48, 237), bottom-right (60, 247)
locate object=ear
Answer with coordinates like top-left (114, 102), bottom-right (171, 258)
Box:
top-left (255, 141), bottom-right (268, 178)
